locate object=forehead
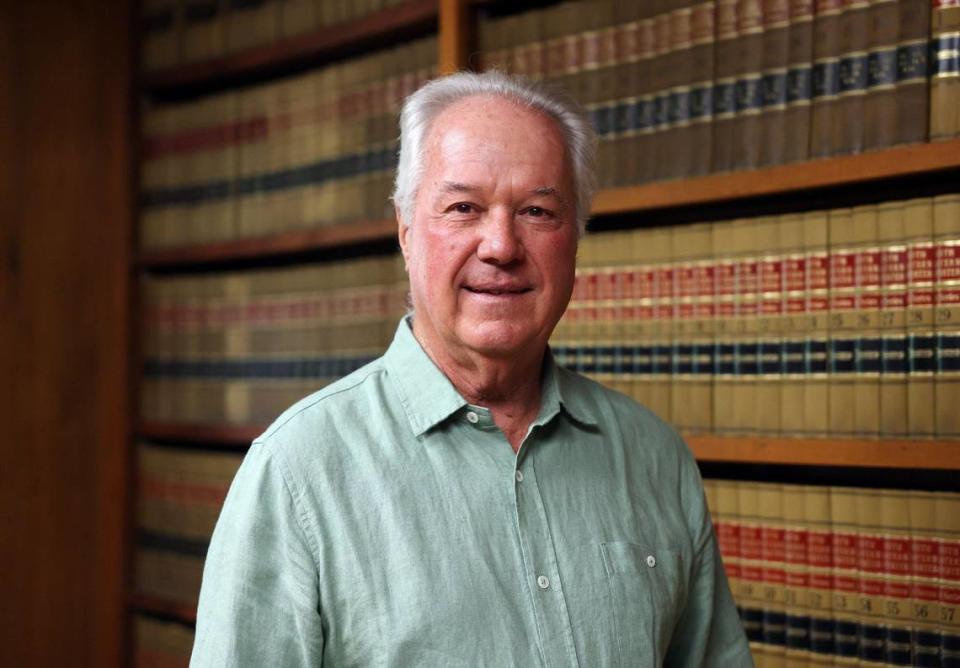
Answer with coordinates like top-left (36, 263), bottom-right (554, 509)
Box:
top-left (423, 95), bottom-right (571, 172)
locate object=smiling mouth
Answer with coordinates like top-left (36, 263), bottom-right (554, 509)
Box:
top-left (464, 286), bottom-right (532, 296)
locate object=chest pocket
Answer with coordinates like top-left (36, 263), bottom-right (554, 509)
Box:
top-left (601, 541), bottom-right (687, 668)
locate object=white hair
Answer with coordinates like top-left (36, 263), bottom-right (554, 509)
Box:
top-left (391, 70), bottom-right (597, 236)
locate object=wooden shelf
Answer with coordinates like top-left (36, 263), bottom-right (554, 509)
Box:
top-left (129, 593), bottom-right (197, 624)
top-left (138, 218), bottom-right (397, 268)
top-left (139, 422), bottom-right (261, 445)
top-left (688, 435), bottom-right (960, 470)
top-left (593, 139), bottom-right (960, 215)
top-left (140, 421), bottom-right (960, 470)
top-left (143, 0), bottom-right (438, 96)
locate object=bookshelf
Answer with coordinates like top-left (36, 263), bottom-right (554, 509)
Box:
top-left (131, 0), bottom-right (960, 660)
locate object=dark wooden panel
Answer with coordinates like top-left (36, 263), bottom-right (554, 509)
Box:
top-left (0, 1), bottom-right (132, 665)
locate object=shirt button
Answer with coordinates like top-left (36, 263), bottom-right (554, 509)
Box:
top-left (646, 555), bottom-right (656, 568)
top-left (515, 470), bottom-right (524, 482)
top-left (466, 411), bottom-right (479, 424)
top-left (537, 575), bottom-right (550, 590)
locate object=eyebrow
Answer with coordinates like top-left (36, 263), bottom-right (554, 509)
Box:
top-left (438, 182), bottom-right (568, 206)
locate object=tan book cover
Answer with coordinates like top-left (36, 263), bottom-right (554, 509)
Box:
top-left (712, 0), bottom-right (741, 173)
top-left (877, 200), bottom-right (909, 437)
top-left (905, 197), bottom-right (936, 437)
top-left (935, 491), bottom-right (960, 663)
top-left (182, 0), bottom-right (226, 64)
top-left (715, 480), bottom-right (745, 609)
top-left (755, 216), bottom-right (784, 436)
top-left (713, 220), bottom-right (739, 434)
top-left (827, 207), bottom-right (858, 436)
top-left (809, 0), bottom-right (844, 158)
top-left (649, 228), bottom-right (675, 422)
top-left (852, 205), bottom-right (882, 436)
top-left (779, 213), bottom-right (807, 435)
top-left (933, 193), bottom-right (960, 437)
top-left (804, 484), bottom-right (834, 665)
top-left (662, 2), bottom-right (696, 180)
top-left (758, 484), bottom-right (787, 664)
top-left (670, 224), bottom-right (698, 432)
top-left (758, 0), bottom-right (791, 167)
top-left (804, 209), bottom-right (831, 436)
top-left (894, 0), bottom-right (932, 145)
top-left (908, 490), bottom-right (942, 665)
top-left (732, 0), bottom-right (765, 170)
top-left (732, 218), bottom-right (761, 435)
top-left (829, 486), bottom-right (861, 664)
top-left (629, 227), bottom-right (660, 409)
top-left (783, 0), bottom-right (814, 163)
top-left (237, 83), bottom-right (273, 240)
top-left (862, 0), bottom-right (899, 150)
top-left (782, 484), bottom-right (811, 667)
top-left (688, 1), bottom-right (716, 176)
top-left (574, 234), bottom-right (603, 384)
top-left (832, 0), bottom-right (870, 155)
top-left (879, 489), bottom-right (914, 666)
top-left (690, 223), bottom-right (716, 433)
top-left (930, 0), bottom-right (960, 140)
top-left (855, 489), bottom-right (887, 664)
top-left (737, 482), bottom-right (767, 657)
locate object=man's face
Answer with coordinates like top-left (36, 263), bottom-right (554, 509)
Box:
top-left (399, 95), bottom-right (579, 364)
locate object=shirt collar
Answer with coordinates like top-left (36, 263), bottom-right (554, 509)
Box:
top-left (384, 317), bottom-right (597, 437)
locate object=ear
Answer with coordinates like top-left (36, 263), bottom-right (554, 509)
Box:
top-left (396, 205), bottom-right (411, 269)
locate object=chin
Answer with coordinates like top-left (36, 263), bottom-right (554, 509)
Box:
top-left (458, 321), bottom-right (541, 358)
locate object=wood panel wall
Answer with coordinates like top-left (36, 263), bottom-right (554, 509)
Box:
top-left (0, 1), bottom-right (132, 665)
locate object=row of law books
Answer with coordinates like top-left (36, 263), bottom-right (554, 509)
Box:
top-left (141, 0), bottom-right (419, 71)
top-left (140, 253), bottom-right (408, 426)
top-left (704, 479), bottom-right (960, 668)
top-left (130, 463), bottom-right (960, 667)
top-left (140, 35), bottom-right (435, 249)
top-left (551, 193), bottom-right (960, 439)
top-left (479, 0), bottom-right (960, 189)
top-left (134, 440), bottom-right (243, 621)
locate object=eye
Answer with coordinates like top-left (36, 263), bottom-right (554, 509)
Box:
top-left (447, 202), bottom-right (476, 214)
top-left (522, 206), bottom-right (553, 218)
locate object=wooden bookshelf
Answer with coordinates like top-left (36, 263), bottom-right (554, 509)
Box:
top-left (140, 421), bottom-right (960, 470)
top-left (593, 138), bottom-right (960, 215)
top-left (138, 218), bottom-right (397, 268)
top-left (138, 140), bottom-right (960, 267)
top-left (688, 435), bottom-right (960, 470)
top-left (130, 593), bottom-right (197, 625)
top-left (143, 0), bottom-right (438, 96)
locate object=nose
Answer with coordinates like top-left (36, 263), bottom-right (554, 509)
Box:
top-left (476, 208), bottom-right (524, 265)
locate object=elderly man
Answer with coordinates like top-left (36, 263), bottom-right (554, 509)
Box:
top-left (191, 71), bottom-right (752, 667)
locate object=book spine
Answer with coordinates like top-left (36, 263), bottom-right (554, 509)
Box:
top-left (828, 208), bottom-right (858, 437)
top-left (716, 480), bottom-right (745, 616)
top-left (810, 0), bottom-right (844, 157)
top-left (905, 198), bottom-right (937, 437)
top-left (863, 0), bottom-right (900, 150)
top-left (182, 0), bottom-right (225, 64)
top-left (879, 490), bottom-right (914, 666)
top-left (804, 210), bottom-right (831, 437)
top-left (758, 0), bottom-right (791, 168)
top-left (935, 492), bottom-right (960, 667)
top-left (783, 484), bottom-right (812, 665)
top-left (691, 223), bottom-right (717, 434)
top-left (852, 205), bottom-right (882, 437)
top-left (893, 0), bottom-right (932, 145)
top-left (780, 213), bottom-right (808, 436)
top-left (934, 194), bottom-right (960, 438)
top-left (651, 229), bottom-right (676, 422)
top-left (652, 8), bottom-right (675, 182)
top-left (713, 221), bottom-right (739, 435)
top-left (739, 482), bottom-right (767, 656)
top-left (833, 0), bottom-right (870, 155)
top-left (878, 201), bottom-right (910, 437)
top-left (759, 485), bottom-right (788, 662)
top-left (830, 486), bottom-right (861, 663)
top-left (756, 216), bottom-right (785, 436)
top-left (855, 489), bottom-right (887, 665)
top-left (783, 0), bottom-right (815, 163)
top-left (733, 0), bottom-right (766, 170)
top-left (732, 218), bottom-right (761, 435)
top-left (712, 0), bottom-right (741, 172)
top-left (671, 225), bottom-right (698, 433)
top-left (688, 1), bottom-right (717, 176)
top-left (909, 491), bottom-right (942, 665)
top-left (929, 0), bottom-right (960, 141)
top-left (805, 485), bottom-right (835, 665)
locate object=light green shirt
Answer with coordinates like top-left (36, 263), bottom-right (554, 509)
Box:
top-left (191, 318), bottom-right (752, 667)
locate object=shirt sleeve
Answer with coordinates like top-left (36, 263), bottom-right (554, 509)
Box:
top-left (663, 441), bottom-right (754, 668)
top-left (190, 442), bottom-right (324, 667)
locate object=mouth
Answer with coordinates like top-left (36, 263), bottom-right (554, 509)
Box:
top-left (463, 285), bottom-right (533, 296)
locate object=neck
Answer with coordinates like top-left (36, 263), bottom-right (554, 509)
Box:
top-left (412, 325), bottom-right (545, 453)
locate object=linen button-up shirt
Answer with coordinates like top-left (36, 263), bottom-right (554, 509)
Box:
top-left (191, 318), bottom-right (752, 667)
